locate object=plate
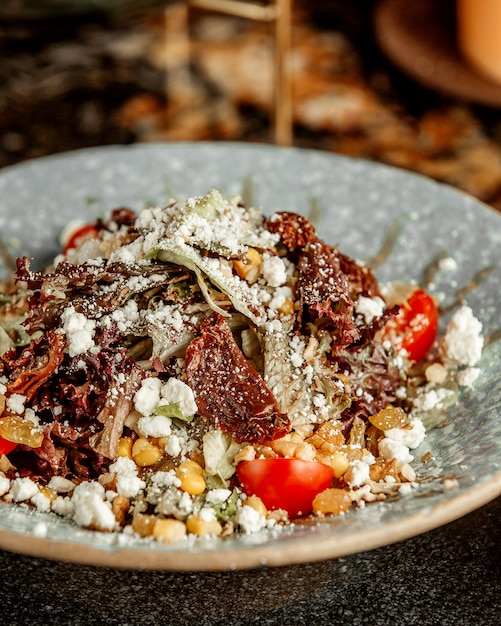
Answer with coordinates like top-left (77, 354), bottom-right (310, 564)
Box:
top-left (0, 142), bottom-right (500, 571)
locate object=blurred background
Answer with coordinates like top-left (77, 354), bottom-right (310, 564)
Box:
top-left (2, 0), bottom-right (501, 209)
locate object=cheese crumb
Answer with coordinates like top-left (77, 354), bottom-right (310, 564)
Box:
top-left (71, 481), bottom-right (116, 531)
top-left (109, 457), bottom-right (146, 498)
top-left (237, 504), bottom-right (267, 533)
top-left (384, 418), bottom-right (426, 450)
top-left (10, 477), bottom-right (39, 502)
top-left (61, 305), bottom-right (96, 357)
top-left (0, 475), bottom-right (10, 497)
top-left (261, 254), bottom-right (287, 287)
top-left (356, 295), bottom-right (385, 324)
top-left (378, 438), bottom-right (413, 467)
top-left (439, 306), bottom-right (483, 367)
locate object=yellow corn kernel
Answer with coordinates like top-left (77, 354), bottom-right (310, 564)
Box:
top-left (178, 471), bottom-right (206, 496)
top-left (117, 436), bottom-right (134, 459)
top-left (312, 488), bottom-right (352, 517)
top-left (278, 299), bottom-right (295, 316)
top-left (153, 518), bottom-right (187, 542)
top-left (244, 495), bottom-right (268, 517)
top-left (232, 247), bottom-right (262, 282)
top-left (186, 514), bottom-right (223, 537)
top-left (132, 513), bottom-right (157, 538)
top-left (328, 451), bottom-right (350, 478)
top-left (176, 460), bottom-right (206, 495)
top-left (177, 460), bottom-right (204, 476)
top-left (132, 438), bottom-right (163, 467)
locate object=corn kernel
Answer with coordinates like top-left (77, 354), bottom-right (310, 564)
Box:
top-left (178, 471), bottom-right (206, 496)
top-left (177, 460), bottom-right (204, 476)
top-left (245, 495), bottom-right (268, 517)
top-left (186, 514), bottom-right (223, 537)
top-left (117, 436), bottom-right (133, 459)
top-left (312, 488), bottom-right (352, 517)
top-left (278, 299), bottom-right (295, 316)
top-left (232, 247), bottom-right (263, 282)
top-left (132, 438), bottom-right (163, 467)
top-left (328, 451), bottom-right (350, 478)
top-left (153, 518), bottom-right (187, 542)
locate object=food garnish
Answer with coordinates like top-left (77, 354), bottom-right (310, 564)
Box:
top-left (0, 190), bottom-right (484, 541)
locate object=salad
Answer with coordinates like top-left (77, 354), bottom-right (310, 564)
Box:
top-left (0, 190), bottom-right (484, 542)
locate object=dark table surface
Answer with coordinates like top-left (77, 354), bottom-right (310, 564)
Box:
top-left (1, 495), bottom-right (500, 625)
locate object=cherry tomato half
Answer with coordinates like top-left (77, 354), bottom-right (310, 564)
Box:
top-left (63, 223), bottom-right (100, 254)
top-left (0, 436), bottom-right (17, 456)
top-left (382, 288), bottom-right (439, 362)
top-left (236, 458), bottom-right (334, 519)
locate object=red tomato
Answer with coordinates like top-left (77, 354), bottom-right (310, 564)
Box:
top-left (0, 436), bottom-right (17, 456)
top-left (236, 458), bottom-right (334, 519)
top-left (63, 223), bottom-right (100, 254)
top-left (382, 288), bottom-right (439, 362)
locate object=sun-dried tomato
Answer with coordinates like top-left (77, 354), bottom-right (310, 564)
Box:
top-left (297, 241), bottom-right (361, 354)
top-left (185, 312), bottom-right (290, 444)
top-left (266, 212), bottom-right (318, 253)
top-left (338, 251), bottom-right (381, 299)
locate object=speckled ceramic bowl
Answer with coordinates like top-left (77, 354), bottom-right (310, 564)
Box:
top-left (0, 142), bottom-right (500, 571)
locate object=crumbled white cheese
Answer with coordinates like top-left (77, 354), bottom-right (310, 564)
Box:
top-left (398, 483), bottom-right (414, 496)
top-left (384, 418), bottom-right (426, 450)
top-left (237, 504), bottom-right (267, 533)
top-left (51, 495), bottom-right (74, 517)
top-left (109, 456), bottom-right (146, 498)
top-left (164, 434), bottom-right (182, 457)
top-left (356, 295), bottom-right (386, 324)
top-left (31, 490), bottom-right (51, 512)
top-left (378, 438), bottom-right (413, 467)
top-left (71, 481), bottom-right (116, 531)
top-left (439, 306), bottom-right (483, 367)
top-left (0, 475), bottom-right (10, 497)
top-left (134, 377), bottom-right (162, 416)
top-left (10, 477), bottom-right (39, 502)
top-left (6, 393), bottom-right (26, 415)
top-left (261, 254), bottom-right (287, 287)
top-left (150, 470), bottom-right (181, 489)
top-left (137, 414), bottom-right (172, 439)
top-left (160, 377), bottom-right (198, 418)
top-left (456, 367), bottom-right (481, 388)
top-left (413, 386), bottom-right (454, 413)
top-left (344, 460), bottom-right (370, 487)
top-left (204, 488), bottom-right (232, 505)
top-left (61, 305), bottom-right (96, 357)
